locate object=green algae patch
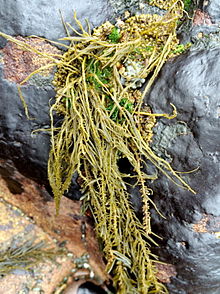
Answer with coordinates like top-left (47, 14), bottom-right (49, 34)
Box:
top-left (0, 1), bottom-right (195, 293)
top-left (108, 27), bottom-right (121, 43)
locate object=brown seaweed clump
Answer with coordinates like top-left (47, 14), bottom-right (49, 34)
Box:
top-left (49, 2), bottom-right (193, 293)
top-left (0, 1), bottom-right (194, 293)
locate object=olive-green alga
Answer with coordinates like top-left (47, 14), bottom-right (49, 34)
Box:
top-left (0, 1), bottom-right (194, 293)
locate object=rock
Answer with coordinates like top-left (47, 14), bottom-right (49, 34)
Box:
top-left (205, 0), bottom-right (220, 24)
top-left (0, 0), bottom-right (116, 198)
top-left (77, 282), bottom-right (108, 294)
top-left (0, 0), bottom-right (114, 48)
top-left (178, 0), bottom-right (220, 46)
top-left (0, 159), bottom-right (107, 293)
top-left (0, 58), bottom-right (53, 192)
top-left (108, 0), bottom-right (165, 17)
top-left (145, 47), bottom-right (220, 293)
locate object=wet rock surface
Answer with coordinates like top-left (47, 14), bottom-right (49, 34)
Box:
top-left (145, 47), bottom-right (220, 294)
top-left (0, 66), bottom-right (53, 190)
top-left (206, 0), bottom-right (220, 23)
top-left (0, 159), bottom-right (107, 294)
top-left (0, 0), bottom-right (220, 293)
top-left (0, 0), bottom-right (114, 48)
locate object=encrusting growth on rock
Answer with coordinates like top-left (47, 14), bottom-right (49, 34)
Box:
top-left (0, 1), bottom-right (195, 293)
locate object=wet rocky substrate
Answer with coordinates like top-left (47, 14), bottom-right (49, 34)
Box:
top-left (0, 0), bottom-right (220, 293)
top-left (145, 46), bottom-right (220, 294)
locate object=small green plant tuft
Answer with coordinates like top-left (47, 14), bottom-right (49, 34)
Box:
top-left (87, 59), bottom-right (112, 89)
top-left (183, 0), bottom-right (193, 12)
top-left (108, 27), bottom-right (121, 43)
top-left (172, 43), bottom-right (191, 54)
top-left (106, 97), bottom-right (134, 122)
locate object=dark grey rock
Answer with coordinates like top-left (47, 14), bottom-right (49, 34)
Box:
top-left (0, 66), bottom-right (51, 187)
top-left (206, 0), bottom-right (220, 23)
top-left (178, 0), bottom-right (220, 46)
top-left (77, 282), bottom-right (108, 294)
top-left (109, 0), bottom-right (165, 17)
top-left (189, 26), bottom-right (220, 50)
top-left (0, 0), bottom-right (114, 47)
top-left (145, 48), bottom-right (220, 293)
top-left (0, 0), bottom-right (116, 198)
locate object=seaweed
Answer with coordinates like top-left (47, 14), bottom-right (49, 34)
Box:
top-left (49, 3), bottom-right (194, 293)
top-left (0, 1), bottom-right (195, 293)
top-left (0, 238), bottom-right (64, 276)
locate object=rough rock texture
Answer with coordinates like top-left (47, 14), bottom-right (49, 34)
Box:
top-left (0, 0), bottom-right (114, 48)
top-left (206, 0), bottom-right (220, 23)
top-left (108, 0), bottom-right (165, 17)
top-left (0, 159), bottom-right (108, 293)
top-left (0, 0), bottom-right (220, 293)
top-left (178, 0), bottom-right (220, 47)
top-left (145, 47), bottom-right (220, 294)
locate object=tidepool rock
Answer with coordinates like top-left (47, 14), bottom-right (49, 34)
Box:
top-left (0, 65), bottom-right (52, 188)
top-left (145, 47), bottom-right (220, 293)
top-left (1, 0), bottom-right (220, 293)
top-left (206, 0), bottom-right (220, 23)
top-left (0, 0), bottom-right (114, 47)
top-left (0, 0), bottom-right (116, 198)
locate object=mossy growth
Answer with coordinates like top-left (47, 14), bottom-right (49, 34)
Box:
top-left (183, 0), bottom-right (193, 12)
top-left (106, 97), bottom-right (134, 122)
top-left (108, 27), bottom-right (121, 43)
top-left (0, 1), bottom-right (194, 293)
top-left (86, 59), bottom-right (112, 89)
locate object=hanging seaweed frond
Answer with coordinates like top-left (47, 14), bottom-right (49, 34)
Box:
top-left (0, 1), bottom-right (194, 292)
top-left (48, 2), bottom-right (193, 293)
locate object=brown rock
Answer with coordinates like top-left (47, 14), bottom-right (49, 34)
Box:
top-left (0, 159), bottom-right (108, 293)
top-left (193, 9), bottom-right (213, 26)
top-left (1, 37), bottom-right (61, 84)
top-left (155, 263), bottom-right (177, 284)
